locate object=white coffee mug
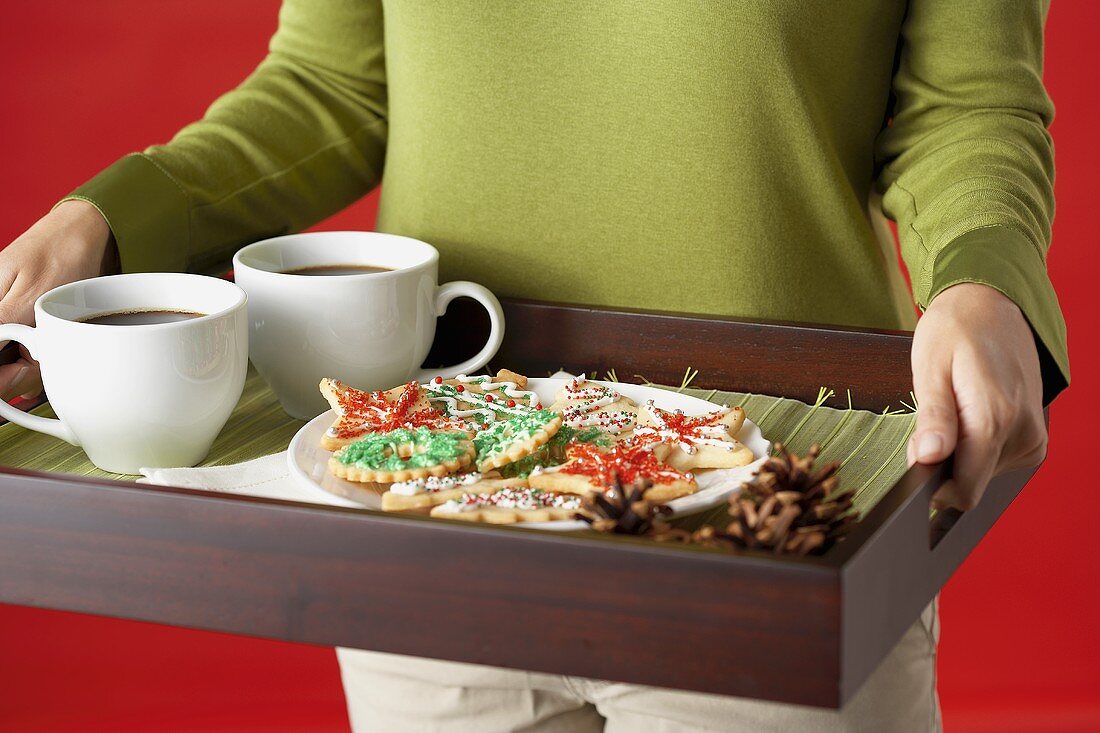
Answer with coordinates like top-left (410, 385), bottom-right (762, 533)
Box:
top-left (0, 273), bottom-right (248, 474)
top-left (233, 231), bottom-right (504, 419)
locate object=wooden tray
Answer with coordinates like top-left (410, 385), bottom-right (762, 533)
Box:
top-left (0, 300), bottom-right (1039, 708)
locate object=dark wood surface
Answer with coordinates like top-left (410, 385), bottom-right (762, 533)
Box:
top-left (0, 299), bottom-right (1038, 708)
top-left (429, 298), bottom-right (915, 410)
top-left (831, 459), bottom-right (1034, 700)
top-left (0, 468), bottom-right (841, 706)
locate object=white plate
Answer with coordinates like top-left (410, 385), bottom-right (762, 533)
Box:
top-left (287, 378), bottom-right (771, 530)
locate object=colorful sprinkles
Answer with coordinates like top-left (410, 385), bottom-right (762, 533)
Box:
top-left (435, 487), bottom-right (582, 513)
top-left (558, 376), bottom-right (636, 434)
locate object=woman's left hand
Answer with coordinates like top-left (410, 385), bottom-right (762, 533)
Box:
top-left (908, 283), bottom-right (1048, 511)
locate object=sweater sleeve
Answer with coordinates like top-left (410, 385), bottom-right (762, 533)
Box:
top-left (874, 0), bottom-right (1068, 403)
top-left (61, 0), bottom-right (387, 275)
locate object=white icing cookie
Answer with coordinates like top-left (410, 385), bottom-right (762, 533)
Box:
top-left (548, 375), bottom-right (638, 436)
top-left (420, 370), bottom-right (541, 428)
top-left (430, 485), bottom-right (583, 524)
top-left (381, 473), bottom-right (527, 513)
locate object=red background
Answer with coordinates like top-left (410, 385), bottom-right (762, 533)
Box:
top-left (1, 3), bottom-right (1097, 731)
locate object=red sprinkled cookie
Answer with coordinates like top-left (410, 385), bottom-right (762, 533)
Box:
top-left (632, 400), bottom-right (755, 470)
top-left (529, 440), bottom-right (697, 503)
top-left (318, 378), bottom-right (466, 451)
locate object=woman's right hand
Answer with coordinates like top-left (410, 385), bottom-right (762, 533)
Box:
top-left (0, 200), bottom-right (118, 399)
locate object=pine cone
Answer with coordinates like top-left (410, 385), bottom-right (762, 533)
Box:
top-left (576, 476), bottom-right (675, 536)
top-left (724, 443), bottom-right (855, 556)
top-left (685, 524), bottom-right (738, 550)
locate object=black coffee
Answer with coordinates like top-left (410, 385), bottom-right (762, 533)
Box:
top-left (79, 309), bottom-right (206, 326)
top-left (281, 264), bottom-right (392, 276)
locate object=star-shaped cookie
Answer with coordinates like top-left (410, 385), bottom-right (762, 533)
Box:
top-left (632, 400), bottom-right (755, 471)
top-left (318, 379), bottom-right (465, 451)
top-left (528, 440), bottom-right (697, 503)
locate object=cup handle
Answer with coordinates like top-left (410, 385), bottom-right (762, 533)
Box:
top-left (0, 323), bottom-right (79, 445)
top-left (414, 281), bottom-right (505, 382)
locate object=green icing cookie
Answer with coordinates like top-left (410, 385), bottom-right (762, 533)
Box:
top-left (337, 427), bottom-right (471, 471)
top-left (571, 426), bottom-right (614, 446)
top-left (497, 424), bottom-right (613, 478)
top-left (473, 409), bottom-right (560, 463)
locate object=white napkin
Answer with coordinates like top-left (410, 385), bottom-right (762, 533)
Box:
top-left (138, 452), bottom-right (344, 505)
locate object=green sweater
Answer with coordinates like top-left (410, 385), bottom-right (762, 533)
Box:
top-left (68, 0), bottom-right (1068, 398)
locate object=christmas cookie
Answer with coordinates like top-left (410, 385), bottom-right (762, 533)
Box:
top-left (529, 441), bottom-right (697, 503)
top-left (329, 427), bottom-right (475, 483)
top-left (456, 370), bottom-right (540, 406)
top-left (632, 401), bottom-right (755, 471)
top-left (548, 375), bottom-right (638, 436)
top-left (318, 379), bottom-right (465, 451)
top-left (473, 409), bottom-right (564, 472)
top-left (420, 370), bottom-right (541, 429)
top-left (497, 424), bottom-right (614, 478)
top-left (381, 473), bottom-right (528, 513)
top-left (430, 485), bottom-right (584, 524)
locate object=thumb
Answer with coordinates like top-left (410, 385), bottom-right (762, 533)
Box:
top-left (909, 355), bottom-right (959, 466)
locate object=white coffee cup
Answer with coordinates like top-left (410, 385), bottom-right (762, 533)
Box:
top-left (0, 273), bottom-right (248, 474)
top-left (233, 231), bottom-right (504, 419)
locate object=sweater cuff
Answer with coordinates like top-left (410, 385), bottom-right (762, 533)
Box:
top-left (926, 226), bottom-right (1069, 404)
top-left (57, 153), bottom-right (190, 274)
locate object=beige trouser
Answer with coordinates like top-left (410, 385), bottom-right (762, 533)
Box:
top-left (336, 601), bottom-right (940, 732)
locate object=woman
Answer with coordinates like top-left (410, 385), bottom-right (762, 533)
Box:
top-left (0, 2), bottom-right (1065, 730)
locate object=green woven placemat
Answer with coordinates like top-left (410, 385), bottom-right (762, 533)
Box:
top-left (0, 368), bottom-right (305, 480)
top-left (0, 368), bottom-right (916, 518)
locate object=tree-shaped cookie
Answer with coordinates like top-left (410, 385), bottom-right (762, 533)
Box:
top-left (420, 370), bottom-right (541, 429)
top-left (454, 370), bottom-right (541, 406)
top-left (548, 375), bottom-right (638, 436)
top-left (473, 409), bottom-right (564, 472)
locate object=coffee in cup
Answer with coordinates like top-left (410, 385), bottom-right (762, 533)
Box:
top-left (79, 309), bottom-right (206, 326)
top-left (233, 231), bottom-right (504, 419)
top-left (0, 273), bottom-right (248, 474)
top-left (280, 264), bottom-right (392, 276)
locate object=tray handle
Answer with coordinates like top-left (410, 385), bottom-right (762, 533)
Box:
top-left (836, 449), bottom-right (1038, 703)
top-left (838, 403), bottom-right (1048, 572)
top-left (836, 455), bottom-right (1036, 574)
